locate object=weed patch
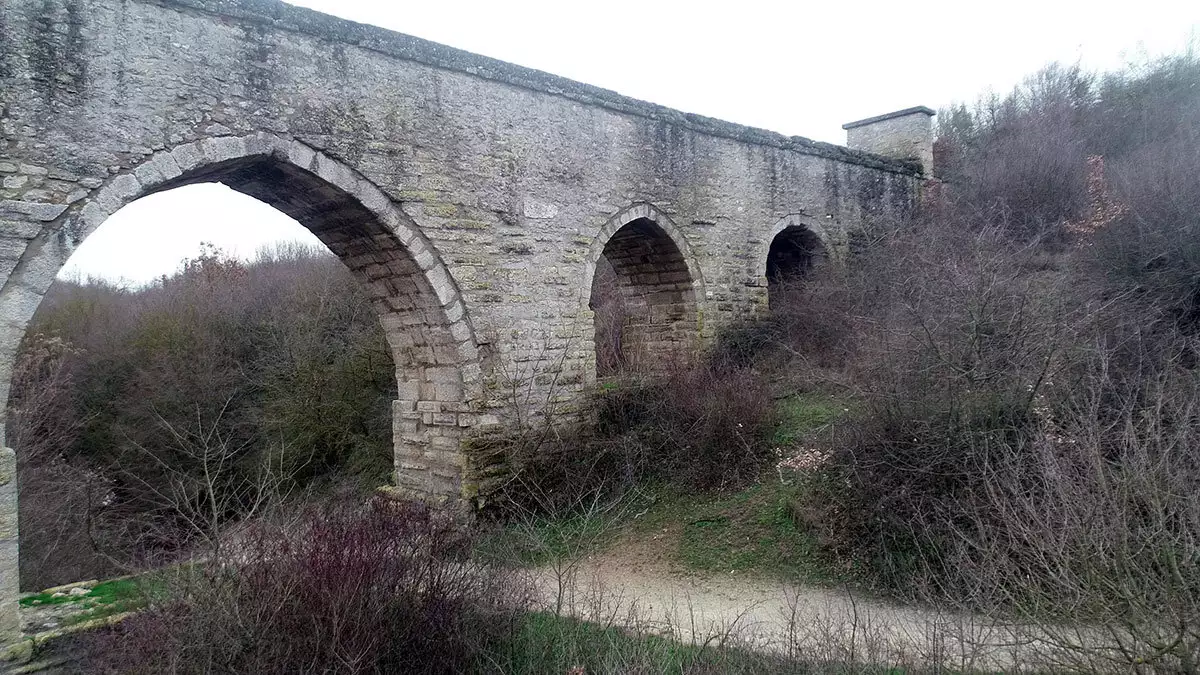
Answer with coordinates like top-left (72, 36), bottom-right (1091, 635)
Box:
top-left (632, 482), bottom-right (845, 583)
top-left (476, 493), bottom-right (638, 567)
top-left (771, 392), bottom-right (851, 446)
top-left (21, 578), bottom-right (145, 612)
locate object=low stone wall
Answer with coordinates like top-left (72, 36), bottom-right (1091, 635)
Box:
top-left (0, 448), bottom-right (18, 644)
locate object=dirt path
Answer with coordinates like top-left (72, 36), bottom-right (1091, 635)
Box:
top-left (528, 535), bottom-right (1054, 671)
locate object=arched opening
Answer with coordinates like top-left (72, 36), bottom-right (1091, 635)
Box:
top-left (589, 216), bottom-right (696, 376)
top-left (2, 141), bottom-right (476, 590)
top-left (766, 225), bottom-right (826, 308)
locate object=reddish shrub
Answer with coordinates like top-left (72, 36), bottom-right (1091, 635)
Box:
top-left (81, 500), bottom-right (524, 674)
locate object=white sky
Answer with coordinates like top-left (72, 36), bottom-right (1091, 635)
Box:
top-left (61, 0), bottom-right (1200, 285)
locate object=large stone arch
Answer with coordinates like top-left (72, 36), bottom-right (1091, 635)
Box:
top-left (0, 132), bottom-right (483, 503)
top-left (582, 203), bottom-right (705, 377)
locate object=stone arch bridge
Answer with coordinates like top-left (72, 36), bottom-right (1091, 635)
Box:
top-left (0, 0), bottom-right (933, 639)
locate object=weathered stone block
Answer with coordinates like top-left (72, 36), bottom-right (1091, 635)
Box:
top-left (287, 141), bottom-right (317, 171)
top-left (0, 200), bottom-right (67, 222)
top-left (200, 136), bottom-right (249, 164)
top-left (169, 142), bottom-right (205, 174)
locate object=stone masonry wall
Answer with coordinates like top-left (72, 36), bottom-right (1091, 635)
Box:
top-left (0, 0), bottom-right (923, 643)
top-left (598, 217), bottom-right (697, 373)
top-left (844, 106), bottom-right (936, 175)
top-left (0, 448), bottom-right (15, 646)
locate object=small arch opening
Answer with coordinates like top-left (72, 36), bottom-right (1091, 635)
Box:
top-left (590, 217), bottom-right (696, 376)
top-left (766, 225), bottom-right (826, 308)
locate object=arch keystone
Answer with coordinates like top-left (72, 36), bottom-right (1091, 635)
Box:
top-left (169, 142), bottom-right (206, 175)
top-left (199, 136), bottom-right (249, 164)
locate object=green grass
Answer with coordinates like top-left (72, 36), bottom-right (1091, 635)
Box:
top-left (20, 575), bottom-right (161, 627)
top-left (633, 480), bottom-right (844, 583)
top-left (20, 578), bottom-right (142, 609)
top-left (772, 391), bottom-right (852, 446)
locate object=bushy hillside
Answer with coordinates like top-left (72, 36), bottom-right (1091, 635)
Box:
top-left (11, 243), bottom-right (396, 588)
top-left (10, 45), bottom-right (1200, 674)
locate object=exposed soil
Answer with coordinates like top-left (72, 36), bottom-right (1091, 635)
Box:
top-left (529, 528), bottom-right (1055, 672)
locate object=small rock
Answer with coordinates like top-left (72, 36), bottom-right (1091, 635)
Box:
top-left (1, 639), bottom-right (34, 664)
top-left (51, 592), bottom-right (67, 598)
top-left (69, 587), bottom-right (89, 597)
top-left (523, 199), bottom-right (558, 220)
top-left (41, 622), bottom-right (58, 629)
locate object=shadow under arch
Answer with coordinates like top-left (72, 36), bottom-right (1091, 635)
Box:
top-left (583, 203), bottom-right (704, 377)
top-left (760, 214), bottom-right (831, 309)
top-left (0, 133), bottom-right (482, 504)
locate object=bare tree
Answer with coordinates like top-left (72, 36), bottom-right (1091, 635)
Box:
top-left (9, 333), bottom-right (115, 588)
top-left (116, 399), bottom-right (298, 562)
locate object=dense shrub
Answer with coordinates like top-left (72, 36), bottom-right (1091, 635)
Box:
top-left (598, 366), bottom-right (775, 489)
top-left (945, 346), bottom-right (1200, 670)
top-left (784, 214), bottom-right (1079, 584)
top-left (11, 244), bottom-right (397, 585)
top-left (936, 51), bottom-right (1200, 242)
top-left (82, 500), bottom-right (523, 674)
top-left (10, 333), bottom-right (119, 588)
top-left (766, 46), bottom-right (1200, 670)
top-left (1087, 134), bottom-right (1200, 329)
top-left (709, 270), bottom-right (860, 376)
top-left (485, 364), bottom-right (775, 518)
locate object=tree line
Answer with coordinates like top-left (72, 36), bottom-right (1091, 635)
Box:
top-left (11, 242), bottom-right (396, 588)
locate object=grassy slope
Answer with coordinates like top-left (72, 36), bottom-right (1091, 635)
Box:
top-left (630, 480), bottom-right (841, 582)
top-left (482, 392), bottom-right (855, 582)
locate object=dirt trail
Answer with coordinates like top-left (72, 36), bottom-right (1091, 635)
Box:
top-left (529, 541), bottom-right (1054, 671)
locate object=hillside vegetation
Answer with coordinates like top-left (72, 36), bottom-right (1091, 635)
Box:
top-left (8, 46), bottom-right (1200, 672)
top-left (12, 243), bottom-right (396, 588)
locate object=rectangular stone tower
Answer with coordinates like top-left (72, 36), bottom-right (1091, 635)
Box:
top-left (843, 106), bottom-right (935, 176)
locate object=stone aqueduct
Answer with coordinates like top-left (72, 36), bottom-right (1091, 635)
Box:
top-left (0, 0), bottom-right (932, 638)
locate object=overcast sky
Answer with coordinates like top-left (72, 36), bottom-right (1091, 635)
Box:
top-left (61, 0), bottom-right (1200, 285)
